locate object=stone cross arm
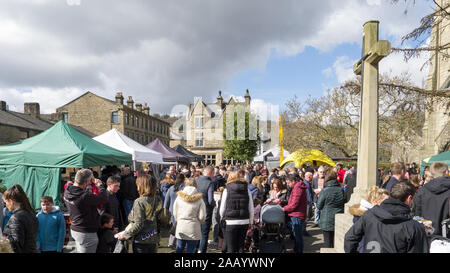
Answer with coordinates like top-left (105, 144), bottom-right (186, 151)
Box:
top-left (354, 40), bottom-right (391, 75)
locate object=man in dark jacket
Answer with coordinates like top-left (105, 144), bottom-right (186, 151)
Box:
top-left (103, 176), bottom-right (123, 232)
top-left (344, 181), bottom-right (429, 253)
top-left (64, 169), bottom-right (108, 253)
top-left (283, 174), bottom-right (308, 253)
top-left (196, 166), bottom-right (216, 253)
top-left (413, 162), bottom-right (450, 236)
top-left (118, 167), bottom-right (138, 221)
top-left (381, 162), bottom-right (406, 193)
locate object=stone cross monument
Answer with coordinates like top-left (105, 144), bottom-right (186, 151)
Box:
top-left (321, 21), bottom-right (390, 253)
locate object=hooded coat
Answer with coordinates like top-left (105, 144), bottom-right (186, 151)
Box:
top-left (173, 186), bottom-right (206, 241)
top-left (36, 206), bottom-right (66, 252)
top-left (316, 180), bottom-right (345, 231)
top-left (64, 184), bottom-right (108, 233)
top-left (344, 197), bottom-right (429, 253)
top-left (413, 176), bottom-right (450, 235)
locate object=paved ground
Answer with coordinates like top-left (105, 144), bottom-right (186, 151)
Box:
top-left (64, 220), bottom-right (324, 253)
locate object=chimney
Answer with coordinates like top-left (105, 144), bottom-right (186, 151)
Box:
top-left (244, 89), bottom-right (251, 105)
top-left (143, 103), bottom-right (150, 115)
top-left (24, 103), bottom-right (40, 118)
top-left (0, 101), bottom-right (6, 111)
top-left (115, 92), bottom-right (124, 104)
top-left (217, 90), bottom-right (223, 106)
top-left (127, 96), bottom-right (134, 109)
top-left (136, 103), bottom-right (143, 112)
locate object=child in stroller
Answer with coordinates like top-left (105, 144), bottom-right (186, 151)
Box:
top-left (253, 203), bottom-right (288, 253)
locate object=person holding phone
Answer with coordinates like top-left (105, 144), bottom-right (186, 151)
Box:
top-left (64, 169), bottom-right (108, 253)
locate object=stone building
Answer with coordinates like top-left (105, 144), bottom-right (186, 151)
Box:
top-left (56, 91), bottom-right (170, 145)
top-left (422, 0), bottom-right (450, 157)
top-left (170, 90), bottom-right (277, 166)
top-left (0, 101), bottom-right (95, 145)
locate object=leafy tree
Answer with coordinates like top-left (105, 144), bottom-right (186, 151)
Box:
top-left (223, 107), bottom-right (260, 162)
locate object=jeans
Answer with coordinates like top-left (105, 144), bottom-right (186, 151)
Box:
top-left (223, 224), bottom-right (248, 253)
top-left (290, 217), bottom-right (304, 253)
top-left (176, 240), bottom-right (199, 253)
top-left (212, 205), bottom-right (219, 243)
top-left (133, 243), bottom-right (157, 253)
top-left (314, 203), bottom-right (320, 225)
top-left (198, 210), bottom-right (213, 253)
top-left (70, 230), bottom-right (99, 253)
top-left (123, 199), bottom-right (134, 220)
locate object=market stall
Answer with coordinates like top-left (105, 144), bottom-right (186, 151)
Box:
top-left (0, 121), bottom-right (132, 209)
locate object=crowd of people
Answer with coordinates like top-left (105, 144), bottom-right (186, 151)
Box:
top-left (0, 160), bottom-right (448, 253)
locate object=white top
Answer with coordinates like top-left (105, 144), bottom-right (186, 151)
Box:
top-left (94, 129), bottom-right (164, 163)
top-left (219, 188), bottom-right (254, 225)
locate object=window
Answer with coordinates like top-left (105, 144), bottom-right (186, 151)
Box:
top-left (135, 117), bottom-right (139, 128)
top-left (195, 132), bottom-right (204, 147)
top-left (62, 112), bottom-right (68, 123)
top-left (131, 115), bottom-right (135, 126)
top-left (125, 113), bottom-right (129, 125)
top-left (111, 112), bottom-right (119, 123)
top-left (145, 120), bottom-right (148, 130)
top-left (195, 117), bottom-right (203, 129)
top-left (178, 124), bottom-right (184, 134)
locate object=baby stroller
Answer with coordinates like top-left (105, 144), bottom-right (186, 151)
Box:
top-left (256, 204), bottom-right (287, 253)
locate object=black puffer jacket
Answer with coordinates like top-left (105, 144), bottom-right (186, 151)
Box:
top-left (413, 176), bottom-right (450, 235)
top-left (3, 209), bottom-right (38, 253)
top-left (344, 197), bottom-right (429, 253)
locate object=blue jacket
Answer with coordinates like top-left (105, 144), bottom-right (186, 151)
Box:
top-left (248, 184), bottom-right (259, 201)
top-left (36, 206), bottom-right (66, 252)
top-left (303, 180), bottom-right (314, 205)
top-left (164, 184), bottom-right (185, 223)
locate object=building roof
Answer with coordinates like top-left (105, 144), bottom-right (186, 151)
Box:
top-left (0, 108), bottom-right (97, 139)
top-left (57, 91), bottom-right (170, 125)
top-left (0, 109), bottom-right (54, 131)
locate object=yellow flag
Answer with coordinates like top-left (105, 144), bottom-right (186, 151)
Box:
top-left (279, 114), bottom-right (284, 164)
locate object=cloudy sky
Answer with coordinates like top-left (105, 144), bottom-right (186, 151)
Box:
top-left (0, 0), bottom-right (434, 117)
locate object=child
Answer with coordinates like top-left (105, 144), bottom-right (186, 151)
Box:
top-left (36, 196), bottom-right (66, 253)
top-left (97, 213), bottom-right (115, 253)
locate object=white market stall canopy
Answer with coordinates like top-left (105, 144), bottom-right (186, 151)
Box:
top-left (254, 145), bottom-right (290, 162)
top-left (94, 129), bottom-right (164, 163)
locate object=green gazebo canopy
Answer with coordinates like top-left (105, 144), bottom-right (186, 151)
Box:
top-left (0, 121), bottom-right (132, 209)
top-left (420, 150), bottom-right (450, 175)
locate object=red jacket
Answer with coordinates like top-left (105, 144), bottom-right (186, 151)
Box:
top-left (337, 169), bottom-right (346, 184)
top-left (283, 181), bottom-right (308, 220)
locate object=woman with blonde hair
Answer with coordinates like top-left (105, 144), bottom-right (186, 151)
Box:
top-left (348, 186), bottom-right (389, 252)
top-left (173, 177), bottom-right (205, 253)
top-left (219, 171), bottom-right (254, 253)
top-left (249, 176), bottom-right (263, 201)
top-left (160, 173), bottom-right (176, 202)
top-left (118, 174), bottom-right (169, 253)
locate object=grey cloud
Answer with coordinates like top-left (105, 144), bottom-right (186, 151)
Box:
top-left (0, 0), bottom-right (430, 113)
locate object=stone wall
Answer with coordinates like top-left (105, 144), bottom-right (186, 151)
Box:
top-left (0, 124), bottom-right (40, 145)
top-left (57, 93), bottom-right (118, 136)
top-left (422, 0), bottom-right (450, 157)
